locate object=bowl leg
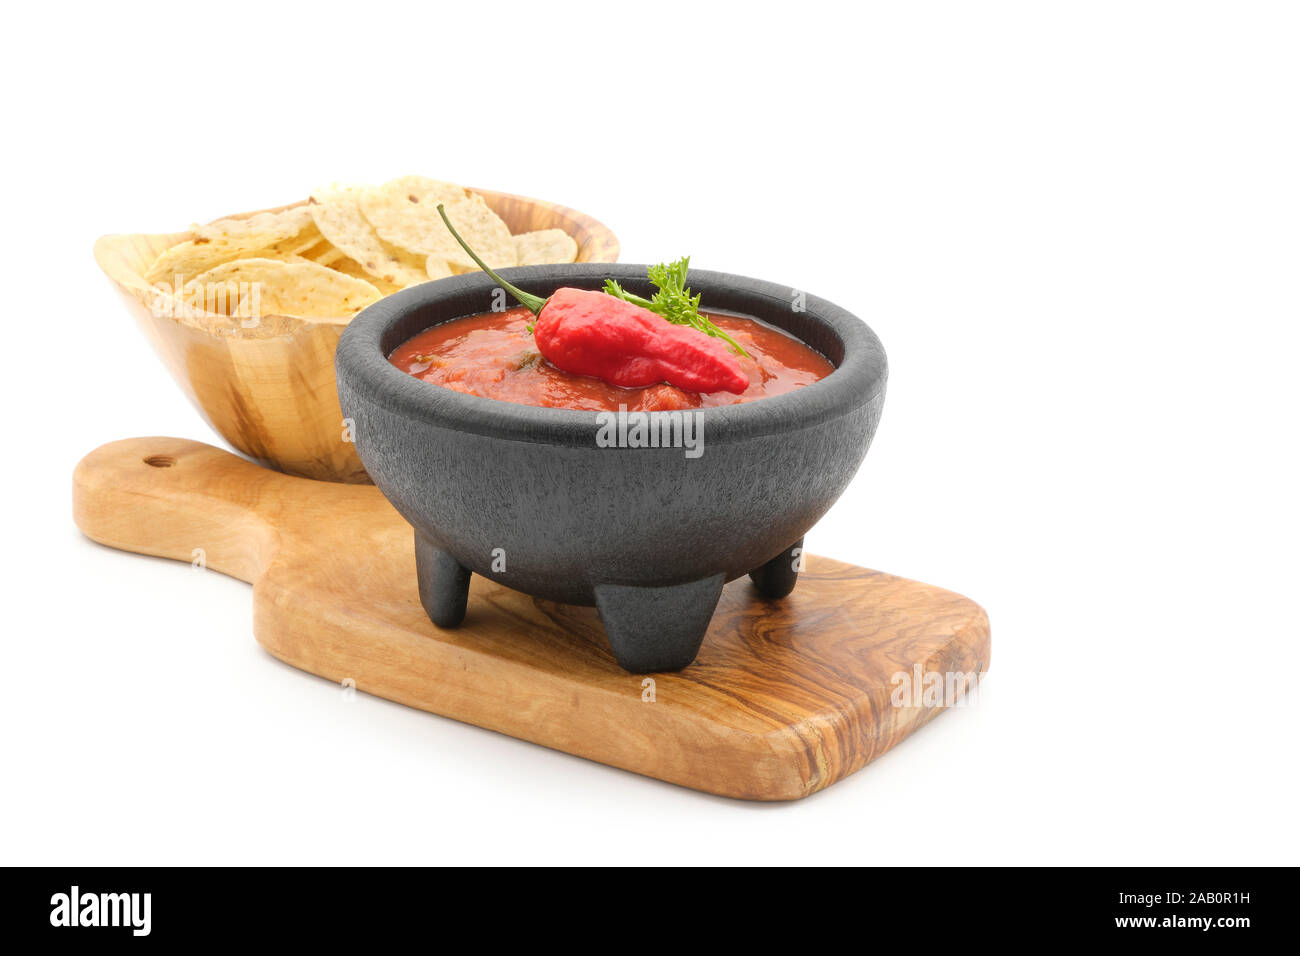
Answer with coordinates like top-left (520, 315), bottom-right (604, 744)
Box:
top-left (414, 531), bottom-right (472, 628)
top-left (593, 574), bottom-right (725, 673)
top-left (748, 537), bottom-right (804, 599)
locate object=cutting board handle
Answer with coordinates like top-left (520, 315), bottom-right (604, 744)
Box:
top-left (73, 437), bottom-right (289, 583)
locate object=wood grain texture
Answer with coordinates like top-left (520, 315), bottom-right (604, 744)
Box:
top-left (92, 190), bottom-right (620, 484)
top-left (73, 437), bottom-right (990, 801)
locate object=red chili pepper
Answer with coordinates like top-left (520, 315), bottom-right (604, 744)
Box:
top-left (435, 204), bottom-right (750, 395)
top-left (533, 288), bottom-right (749, 394)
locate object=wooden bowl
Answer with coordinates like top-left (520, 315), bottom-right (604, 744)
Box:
top-left (94, 189), bottom-right (620, 483)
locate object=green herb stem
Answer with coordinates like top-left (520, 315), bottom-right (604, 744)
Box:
top-left (436, 204), bottom-right (546, 315)
top-left (604, 258), bottom-right (750, 358)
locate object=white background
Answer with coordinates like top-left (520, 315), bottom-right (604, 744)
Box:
top-left (2, 1), bottom-right (1296, 865)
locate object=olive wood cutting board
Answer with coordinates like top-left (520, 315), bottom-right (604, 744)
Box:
top-left (73, 437), bottom-right (991, 801)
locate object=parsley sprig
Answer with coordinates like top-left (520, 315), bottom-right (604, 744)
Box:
top-left (604, 257), bottom-right (750, 358)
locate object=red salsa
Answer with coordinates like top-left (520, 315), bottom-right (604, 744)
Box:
top-left (389, 306), bottom-right (833, 411)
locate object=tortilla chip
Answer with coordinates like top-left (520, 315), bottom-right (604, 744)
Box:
top-left (297, 238), bottom-right (346, 266)
top-left (146, 205), bottom-right (317, 284)
top-left (168, 279), bottom-right (238, 317)
top-left (192, 205), bottom-right (314, 243)
top-left (190, 257), bottom-right (381, 319)
top-left (327, 256), bottom-right (405, 296)
top-left (260, 222), bottom-right (323, 258)
top-left (513, 229), bottom-right (579, 266)
top-left (360, 176), bottom-right (515, 273)
top-left (310, 183), bottom-right (430, 287)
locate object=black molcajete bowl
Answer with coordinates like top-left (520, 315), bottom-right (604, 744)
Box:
top-left (335, 265), bottom-right (887, 672)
